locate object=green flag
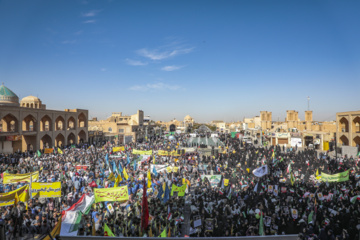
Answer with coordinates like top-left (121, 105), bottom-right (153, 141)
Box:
top-left (37, 150), bottom-right (41, 157)
top-left (104, 223), bottom-right (115, 237)
top-left (259, 213), bottom-right (264, 236)
top-left (308, 211), bottom-right (314, 224)
top-left (159, 228), bottom-right (167, 237)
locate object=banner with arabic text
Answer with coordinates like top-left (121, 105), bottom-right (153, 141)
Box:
top-left (44, 148), bottom-right (54, 154)
top-left (3, 171), bottom-right (39, 184)
top-left (321, 170), bottom-right (349, 182)
top-left (31, 182), bottom-right (61, 198)
top-left (0, 185), bottom-right (29, 207)
top-left (113, 146), bottom-right (125, 152)
top-left (94, 186), bottom-right (129, 203)
top-left (132, 149), bottom-right (153, 155)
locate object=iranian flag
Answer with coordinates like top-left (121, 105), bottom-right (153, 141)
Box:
top-left (60, 210), bottom-right (83, 236)
top-left (66, 194), bottom-right (94, 215)
top-left (167, 213), bottom-right (172, 221)
top-left (350, 195), bottom-right (360, 204)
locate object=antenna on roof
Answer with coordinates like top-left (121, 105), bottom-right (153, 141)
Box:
top-left (307, 96), bottom-right (310, 111)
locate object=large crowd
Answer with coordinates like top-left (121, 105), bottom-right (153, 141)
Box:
top-left (1, 134), bottom-right (360, 240)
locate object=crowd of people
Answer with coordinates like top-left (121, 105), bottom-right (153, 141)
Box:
top-left (0, 133), bottom-right (360, 240)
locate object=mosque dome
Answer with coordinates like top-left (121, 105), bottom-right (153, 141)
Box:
top-left (0, 83), bottom-right (19, 106)
top-left (184, 115), bottom-right (193, 121)
top-left (21, 95), bottom-right (41, 102)
top-left (20, 95), bottom-right (44, 109)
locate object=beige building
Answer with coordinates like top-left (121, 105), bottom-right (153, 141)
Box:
top-left (0, 84), bottom-right (88, 153)
top-left (336, 110), bottom-right (360, 147)
top-left (240, 110), bottom-right (336, 149)
top-left (156, 115), bottom-right (195, 133)
top-left (260, 111), bottom-right (272, 130)
top-left (88, 110), bottom-right (156, 144)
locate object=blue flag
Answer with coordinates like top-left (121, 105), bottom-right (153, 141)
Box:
top-left (152, 166), bottom-right (158, 177)
top-left (118, 162), bottom-right (123, 173)
top-left (157, 185), bottom-right (164, 201)
top-left (112, 161), bottom-right (117, 173)
top-left (133, 159), bottom-right (137, 171)
top-left (163, 184), bottom-right (170, 203)
top-left (105, 154), bottom-right (109, 167)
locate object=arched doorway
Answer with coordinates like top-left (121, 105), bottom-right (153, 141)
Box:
top-left (22, 114), bottom-right (37, 131)
top-left (55, 133), bottom-right (65, 147)
top-left (353, 136), bottom-right (360, 148)
top-left (78, 113), bottom-right (86, 128)
top-left (353, 117), bottom-right (360, 133)
top-left (78, 130), bottom-right (86, 143)
top-left (67, 133), bottom-right (76, 145)
top-left (339, 117), bottom-right (349, 133)
top-left (40, 134), bottom-right (52, 149)
top-left (27, 144), bottom-right (34, 151)
top-left (1, 114), bottom-right (19, 132)
top-left (67, 117), bottom-right (76, 130)
top-left (40, 115), bottom-right (52, 131)
top-left (169, 124), bottom-right (176, 132)
top-left (55, 116), bottom-right (65, 131)
top-left (339, 135), bottom-right (349, 146)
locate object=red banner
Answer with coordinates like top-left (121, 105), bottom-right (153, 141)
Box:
top-left (75, 165), bottom-right (89, 171)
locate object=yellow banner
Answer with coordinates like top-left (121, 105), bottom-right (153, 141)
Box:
top-left (158, 150), bottom-right (181, 156)
top-left (113, 146), bottom-right (125, 152)
top-left (166, 166), bottom-right (179, 173)
top-left (31, 182), bottom-right (61, 198)
top-left (3, 171), bottom-right (39, 184)
top-left (224, 179), bottom-right (229, 186)
top-left (44, 148), bottom-right (53, 154)
top-left (0, 185), bottom-right (28, 207)
top-left (132, 149), bottom-right (153, 155)
top-left (94, 186), bottom-right (129, 203)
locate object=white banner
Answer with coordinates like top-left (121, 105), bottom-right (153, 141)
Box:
top-left (252, 165), bottom-right (268, 177)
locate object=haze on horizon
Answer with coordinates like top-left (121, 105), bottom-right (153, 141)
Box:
top-left (1, 0), bottom-right (359, 123)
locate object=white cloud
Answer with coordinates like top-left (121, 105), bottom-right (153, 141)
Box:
top-left (61, 40), bottom-right (76, 44)
top-left (161, 65), bottom-right (183, 71)
top-left (125, 58), bottom-right (148, 66)
top-left (83, 20), bottom-right (96, 24)
top-left (74, 30), bottom-right (83, 35)
top-left (100, 68), bottom-right (107, 72)
top-left (129, 82), bottom-right (182, 91)
top-left (137, 47), bottom-right (193, 60)
top-left (82, 10), bottom-right (101, 17)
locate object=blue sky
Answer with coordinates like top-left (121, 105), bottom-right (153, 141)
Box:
top-left (1, 0), bottom-right (359, 122)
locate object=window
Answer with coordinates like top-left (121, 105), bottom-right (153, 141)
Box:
top-left (108, 127), bottom-right (112, 132)
top-left (119, 129), bottom-right (124, 133)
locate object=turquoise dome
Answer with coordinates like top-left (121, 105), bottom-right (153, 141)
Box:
top-left (0, 83), bottom-right (19, 106)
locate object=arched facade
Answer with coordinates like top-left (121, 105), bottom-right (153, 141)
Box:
top-left (339, 117), bottom-right (349, 133)
top-left (0, 83), bottom-right (89, 153)
top-left (40, 115), bottom-right (52, 131)
top-left (55, 116), bottom-right (65, 131)
top-left (1, 114), bottom-right (19, 132)
top-left (78, 130), bottom-right (86, 143)
top-left (67, 116), bottom-right (76, 130)
top-left (353, 136), bottom-right (360, 147)
top-left (55, 133), bottom-right (65, 147)
top-left (40, 134), bottom-right (52, 149)
top-left (339, 135), bottom-right (349, 146)
top-left (336, 111), bottom-right (360, 147)
top-left (353, 117), bottom-right (360, 133)
top-left (22, 114), bottom-right (37, 132)
top-left (78, 113), bottom-right (87, 128)
top-left (67, 133), bottom-right (76, 145)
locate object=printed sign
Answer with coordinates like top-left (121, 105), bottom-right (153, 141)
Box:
top-left (31, 182), bottom-right (61, 198)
